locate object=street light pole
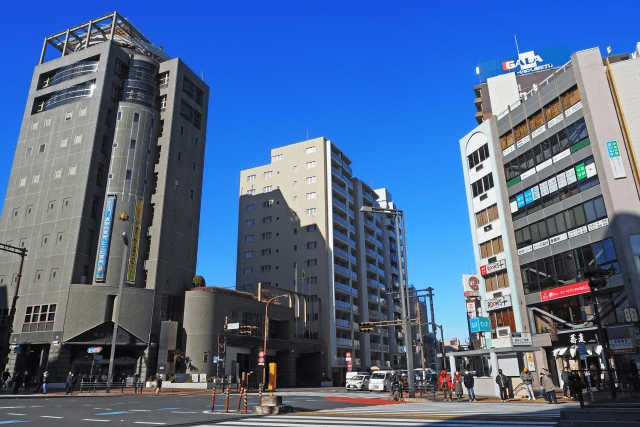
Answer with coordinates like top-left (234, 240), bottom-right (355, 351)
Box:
top-left (262, 294), bottom-right (288, 392)
top-left (107, 232), bottom-right (129, 392)
top-left (360, 206), bottom-right (414, 397)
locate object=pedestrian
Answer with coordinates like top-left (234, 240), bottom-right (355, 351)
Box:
top-left (12, 371), bottom-right (22, 395)
top-left (561, 367), bottom-right (571, 399)
top-left (23, 371), bottom-right (31, 392)
top-left (65, 371), bottom-right (75, 395)
top-left (520, 367), bottom-right (535, 400)
top-left (2, 369), bottom-right (10, 389)
top-left (134, 373), bottom-right (140, 394)
top-left (154, 373), bottom-right (162, 395)
top-left (589, 363), bottom-right (600, 389)
top-left (463, 368), bottom-right (476, 401)
top-left (541, 369), bottom-right (557, 404)
top-left (454, 371), bottom-right (464, 402)
top-left (42, 371), bottom-right (49, 394)
top-left (34, 372), bottom-right (43, 393)
top-left (495, 369), bottom-right (509, 402)
top-left (438, 370), bottom-right (453, 401)
top-left (569, 370), bottom-right (582, 404)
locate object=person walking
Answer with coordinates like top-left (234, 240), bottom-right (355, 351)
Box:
top-left (561, 367), bottom-right (572, 399)
top-left (588, 363), bottom-right (600, 389)
top-left (454, 371), bottom-right (464, 402)
top-left (520, 367), bottom-right (535, 400)
top-left (154, 373), bottom-right (163, 395)
top-left (495, 369), bottom-right (509, 402)
top-left (541, 369), bottom-right (557, 404)
top-left (2, 369), bottom-right (10, 390)
top-left (438, 370), bottom-right (453, 401)
top-left (41, 371), bottom-right (49, 394)
top-left (463, 369), bottom-right (476, 401)
top-left (12, 372), bottom-right (22, 395)
top-left (23, 371), bottom-right (31, 392)
top-left (65, 371), bottom-right (76, 395)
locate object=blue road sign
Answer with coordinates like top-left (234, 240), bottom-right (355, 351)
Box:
top-left (578, 342), bottom-right (586, 356)
top-left (213, 356), bottom-right (218, 363)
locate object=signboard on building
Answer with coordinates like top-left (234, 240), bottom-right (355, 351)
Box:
top-left (462, 275), bottom-right (480, 293)
top-left (480, 259), bottom-right (506, 276)
top-left (540, 281), bottom-right (590, 302)
top-left (469, 317), bottom-right (491, 333)
top-left (510, 332), bottom-right (532, 346)
top-left (466, 302), bottom-right (476, 318)
top-left (556, 329), bottom-right (598, 347)
top-left (608, 325), bottom-right (637, 354)
top-left (476, 44), bottom-right (570, 83)
top-left (486, 295), bottom-right (512, 312)
top-left (606, 140), bottom-right (627, 179)
top-left (96, 195), bottom-right (116, 282)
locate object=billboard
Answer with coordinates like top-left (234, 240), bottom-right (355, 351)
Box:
top-left (96, 195), bottom-right (116, 282)
top-left (540, 281), bottom-right (590, 302)
top-left (477, 44), bottom-right (570, 83)
top-left (462, 274), bottom-right (480, 293)
top-left (469, 317), bottom-right (491, 333)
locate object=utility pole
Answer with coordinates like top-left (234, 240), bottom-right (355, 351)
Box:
top-left (0, 243), bottom-right (28, 369)
top-left (416, 301), bottom-right (426, 396)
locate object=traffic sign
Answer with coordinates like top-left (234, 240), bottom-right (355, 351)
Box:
top-left (87, 347), bottom-right (103, 354)
top-left (213, 356), bottom-right (218, 363)
top-left (346, 352), bottom-right (351, 357)
top-left (259, 351), bottom-right (265, 357)
top-left (577, 342), bottom-right (587, 356)
top-left (226, 323), bottom-right (240, 330)
top-left (401, 345), bottom-right (407, 353)
top-left (258, 357), bottom-right (265, 366)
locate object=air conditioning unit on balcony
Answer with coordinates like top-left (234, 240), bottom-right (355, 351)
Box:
top-left (496, 326), bottom-right (511, 338)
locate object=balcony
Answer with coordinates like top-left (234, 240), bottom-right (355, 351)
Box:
top-left (342, 162), bottom-right (352, 175)
top-left (378, 268), bottom-right (385, 277)
top-left (331, 166), bottom-right (346, 183)
top-left (331, 151), bottom-right (342, 164)
top-left (368, 293), bottom-right (381, 303)
top-left (335, 300), bottom-right (352, 311)
top-left (334, 230), bottom-right (355, 247)
top-left (348, 208), bottom-right (355, 218)
top-left (335, 318), bottom-right (351, 329)
top-left (366, 262), bottom-right (378, 273)
top-left (370, 311), bottom-right (382, 319)
top-left (334, 246), bottom-right (356, 263)
top-left (354, 358), bottom-right (361, 366)
top-left (371, 343), bottom-right (382, 351)
top-left (333, 213), bottom-right (349, 229)
top-left (335, 282), bottom-right (353, 295)
top-left (363, 192), bottom-right (374, 203)
top-left (332, 197), bottom-right (348, 214)
top-left (334, 264), bottom-right (352, 278)
top-left (335, 356), bottom-right (347, 365)
top-left (336, 338), bottom-right (352, 347)
top-left (332, 182), bottom-right (348, 197)
top-left (382, 344), bottom-right (389, 352)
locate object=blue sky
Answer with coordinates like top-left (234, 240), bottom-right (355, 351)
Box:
top-left (0, 0), bottom-right (637, 341)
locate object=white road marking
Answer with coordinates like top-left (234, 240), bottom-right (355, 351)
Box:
top-left (0, 407), bottom-right (25, 409)
top-left (129, 409), bottom-right (152, 412)
top-left (83, 419), bottom-right (110, 422)
top-left (134, 423), bottom-right (166, 425)
top-left (41, 415), bottom-right (64, 419)
top-left (171, 411), bottom-right (196, 413)
top-left (6, 413), bottom-right (26, 416)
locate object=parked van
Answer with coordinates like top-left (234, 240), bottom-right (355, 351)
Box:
top-left (368, 370), bottom-right (392, 392)
top-left (345, 371), bottom-right (369, 382)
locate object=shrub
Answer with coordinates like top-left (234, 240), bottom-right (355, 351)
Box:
top-left (186, 378), bottom-right (193, 383)
top-left (192, 275), bottom-right (206, 288)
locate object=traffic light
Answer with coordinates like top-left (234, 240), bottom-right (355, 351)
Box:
top-left (203, 353), bottom-right (208, 363)
top-left (360, 322), bottom-right (374, 332)
top-left (239, 325), bottom-right (253, 335)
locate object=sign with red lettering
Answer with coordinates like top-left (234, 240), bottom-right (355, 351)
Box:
top-left (540, 281), bottom-right (590, 302)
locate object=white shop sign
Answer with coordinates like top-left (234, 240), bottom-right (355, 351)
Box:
top-left (511, 332), bottom-right (533, 346)
top-left (547, 114), bottom-right (564, 129)
top-left (510, 201), bottom-right (519, 213)
top-left (553, 149), bottom-right (571, 164)
top-left (536, 158), bottom-right (553, 173)
top-left (533, 239), bottom-right (550, 250)
top-left (547, 176), bottom-right (558, 193)
top-left (549, 233), bottom-right (568, 245)
top-left (517, 135), bottom-right (531, 148)
top-left (565, 168), bottom-right (577, 185)
top-left (564, 101), bottom-right (583, 118)
top-left (518, 245), bottom-right (533, 255)
top-left (503, 145), bottom-right (516, 156)
top-left (486, 295), bottom-right (512, 312)
top-left (539, 180), bottom-right (549, 197)
top-left (556, 172), bottom-right (567, 189)
top-left (532, 125), bottom-right (546, 139)
top-left (588, 218), bottom-right (609, 231)
top-left (521, 168), bottom-right (537, 181)
top-left (568, 226), bottom-right (588, 239)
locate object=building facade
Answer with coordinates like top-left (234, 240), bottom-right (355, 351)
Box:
top-left (0, 12), bottom-right (208, 381)
top-left (236, 138), bottom-right (415, 384)
top-left (460, 43), bottom-right (640, 384)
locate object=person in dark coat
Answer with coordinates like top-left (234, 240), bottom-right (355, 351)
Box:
top-left (12, 372), bottom-right (22, 394)
top-left (495, 369), bottom-right (509, 402)
top-left (2, 369), bottom-right (10, 389)
top-left (463, 369), bottom-right (476, 401)
top-left (23, 371), bottom-right (31, 391)
top-left (561, 367), bottom-right (571, 398)
top-left (541, 369), bottom-right (557, 404)
top-left (65, 371), bottom-right (76, 395)
top-left (569, 371), bottom-right (582, 402)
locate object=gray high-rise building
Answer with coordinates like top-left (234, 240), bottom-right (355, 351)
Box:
top-left (0, 12), bottom-right (208, 381)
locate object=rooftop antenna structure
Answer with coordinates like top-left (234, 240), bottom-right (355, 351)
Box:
top-left (200, 71), bottom-right (205, 81)
top-left (475, 66), bottom-right (481, 84)
top-left (607, 45), bottom-right (612, 56)
top-left (514, 35), bottom-right (521, 55)
top-left (306, 127), bottom-right (309, 140)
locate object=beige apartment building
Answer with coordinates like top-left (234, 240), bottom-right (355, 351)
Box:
top-left (236, 137), bottom-right (414, 384)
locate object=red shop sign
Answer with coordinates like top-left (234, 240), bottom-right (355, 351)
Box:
top-left (540, 281), bottom-right (590, 302)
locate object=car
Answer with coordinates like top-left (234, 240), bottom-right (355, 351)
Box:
top-left (346, 374), bottom-right (370, 391)
top-left (368, 371), bottom-right (393, 392)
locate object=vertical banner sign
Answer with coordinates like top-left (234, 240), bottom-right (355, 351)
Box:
top-left (96, 195), bottom-right (116, 282)
top-left (126, 198), bottom-right (144, 283)
top-left (606, 141), bottom-right (627, 179)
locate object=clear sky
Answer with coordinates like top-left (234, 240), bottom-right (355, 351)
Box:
top-left (0, 0), bottom-right (637, 342)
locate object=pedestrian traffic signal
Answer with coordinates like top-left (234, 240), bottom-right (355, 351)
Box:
top-left (203, 353), bottom-right (208, 363)
top-left (239, 325), bottom-right (253, 335)
top-left (360, 322), bottom-right (374, 332)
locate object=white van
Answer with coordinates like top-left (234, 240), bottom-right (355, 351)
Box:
top-left (368, 370), bottom-right (392, 392)
top-left (345, 371), bottom-right (369, 382)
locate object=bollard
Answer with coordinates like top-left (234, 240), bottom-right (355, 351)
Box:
top-left (236, 386), bottom-right (243, 412)
top-left (225, 386), bottom-right (230, 413)
top-left (259, 383), bottom-right (263, 406)
top-left (211, 383), bottom-right (217, 412)
top-left (243, 387), bottom-right (248, 414)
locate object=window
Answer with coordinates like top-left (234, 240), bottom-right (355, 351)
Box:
top-left (44, 117), bottom-right (51, 127)
top-left (306, 192), bottom-right (317, 200)
top-left (484, 270), bottom-right (509, 292)
top-left (65, 111), bottom-right (72, 121)
top-left (306, 208), bottom-right (317, 216)
top-left (246, 189), bottom-right (256, 196)
top-left (263, 186), bottom-right (273, 193)
top-left (180, 126), bottom-right (184, 135)
top-left (60, 138), bottom-right (68, 148)
top-left (22, 304), bottom-right (56, 332)
top-left (306, 176), bottom-right (316, 184)
top-left (31, 121), bottom-right (38, 130)
top-left (272, 154), bottom-right (283, 162)
top-left (489, 308), bottom-right (516, 339)
top-left (307, 224), bottom-right (317, 232)
top-left (306, 161), bottom-right (316, 169)
top-left (261, 265), bottom-right (272, 272)
top-left (245, 235), bottom-right (254, 243)
top-left (293, 181), bottom-right (297, 187)
top-left (125, 170), bottom-right (132, 180)
top-left (244, 268), bottom-right (253, 275)
top-left (79, 107), bottom-right (87, 117)
top-left (475, 204), bottom-right (499, 228)
top-left (130, 139), bottom-right (136, 149)
top-left (101, 135), bottom-right (108, 154)
top-left (306, 146), bottom-right (316, 154)
top-left (68, 165), bottom-right (77, 176)
top-left (105, 109), bottom-right (112, 127)
top-left (262, 232), bottom-right (272, 240)
top-left (262, 216), bottom-right (272, 224)
top-left (19, 177), bottom-right (27, 187)
top-left (134, 113), bottom-right (139, 122)
top-left (192, 161), bottom-right (196, 171)
top-left (32, 174), bottom-right (40, 184)
top-left (25, 147), bottom-right (32, 156)
top-left (294, 166), bottom-right (298, 172)
top-left (96, 163), bottom-right (104, 186)
top-left (307, 276), bottom-right (318, 284)
top-left (178, 152), bottom-right (182, 160)
top-left (307, 259), bottom-right (318, 266)
top-left (190, 189), bottom-right (194, 199)
top-left (39, 144), bottom-right (46, 153)
top-left (262, 248), bottom-right (271, 256)
top-left (247, 174), bottom-right (256, 182)
top-left (479, 236), bottom-right (504, 259)
top-left (246, 204), bottom-right (256, 212)
top-left (90, 196), bottom-right (99, 219)
top-left (467, 143), bottom-right (490, 169)
top-left (307, 241), bottom-right (318, 249)
top-left (471, 173), bottom-right (494, 198)
top-left (244, 251), bottom-right (254, 258)
top-left (264, 171), bottom-right (273, 178)
top-left (293, 196), bottom-right (298, 202)
top-left (263, 200), bottom-right (273, 208)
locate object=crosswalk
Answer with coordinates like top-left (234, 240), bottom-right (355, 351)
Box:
top-left (320, 403), bottom-right (562, 417)
top-left (210, 414), bottom-right (560, 427)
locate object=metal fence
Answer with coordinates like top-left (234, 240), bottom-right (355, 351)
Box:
top-left (573, 369), bottom-right (640, 407)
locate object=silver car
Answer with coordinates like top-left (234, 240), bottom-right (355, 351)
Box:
top-left (346, 374), bottom-right (370, 391)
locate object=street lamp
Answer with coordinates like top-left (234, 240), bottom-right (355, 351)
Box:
top-left (262, 294), bottom-right (289, 392)
top-left (107, 232), bottom-right (129, 392)
top-left (360, 205), bottom-right (415, 396)
top-left (427, 322), bottom-right (447, 373)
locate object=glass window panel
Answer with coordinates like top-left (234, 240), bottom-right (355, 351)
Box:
top-left (558, 129), bottom-right (569, 151)
top-left (538, 220), bottom-right (548, 239)
top-left (479, 147), bottom-right (486, 162)
top-left (555, 212), bottom-right (566, 232)
top-left (546, 216), bottom-right (557, 235)
top-left (549, 134), bottom-right (560, 155)
top-left (46, 322), bottom-right (53, 331)
top-left (541, 140), bottom-right (552, 160)
top-left (525, 151), bottom-right (534, 169)
top-left (564, 210), bottom-right (576, 229)
top-left (31, 314), bottom-right (39, 322)
top-left (30, 324), bottom-right (37, 331)
top-left (24, 315), bottom-right (30, 323)
top-left (26, 307), bottom-right (32, 314)
top-left (533, 145), bottom-right (543, 165)
top-left (582, 245), bottom-right (595, 268)
top-left (519, 153), bottom-right (527, 172)
top-left (594, 197), bottom-right (606, 219)
top-left (50, 304), bottom-right (56, 312)
top-left (584, 200), bottom-right (597, 223)
top-left (41, 305), bottom-right (48, 313)
top-left (40, 313), bottom-right (46, 322)
top-left (33, 306), bottom-right (40, 313)
top-left (593, 241), bottom-right (606, 264)
top-left (522, 227), bottom-right (531, 245)
top-left (603, 238), bottom-right (617, 262)
top-left (531, 223), bottom-right (540, 242)
top-left (554, 254), bottom-right (565, 274)
top-left (515, 229), bottom-right (523, 246)
top-left (577, 119), bottom-right (588, 141)
top-left (573, 206), bottom-right (586, 226)
top-left (48, 313), bottom-right (55, 321)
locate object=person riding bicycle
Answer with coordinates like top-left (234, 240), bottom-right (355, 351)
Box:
top-left (390, 370), bottom-right (403, 400)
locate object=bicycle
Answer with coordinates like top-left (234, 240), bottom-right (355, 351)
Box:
top-left (391, 380), bottom-right (404, 401)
